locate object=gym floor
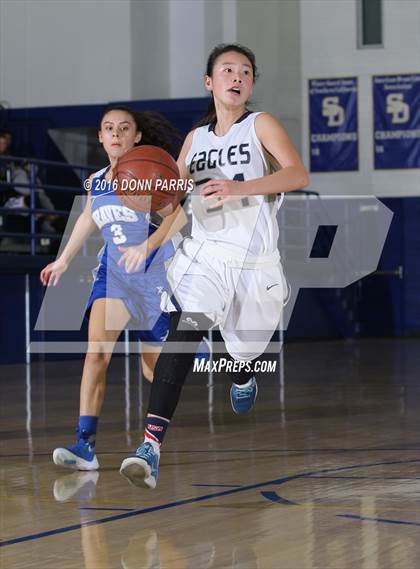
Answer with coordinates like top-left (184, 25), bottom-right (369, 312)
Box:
top-left (1, 338), bottom-right (419, 568)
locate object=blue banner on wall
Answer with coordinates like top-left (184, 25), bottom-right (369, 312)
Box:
top-left (309, 77), bottom-right (358, 172)
top-left (373, 74), bottom-right (420, 169)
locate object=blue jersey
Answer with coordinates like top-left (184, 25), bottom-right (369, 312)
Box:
top-left (86, 166), bottom-right (174, 343)
top-left (90, 166), bottom-right (173, 272)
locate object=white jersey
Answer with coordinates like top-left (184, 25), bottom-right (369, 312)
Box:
top-left (185, 111), bottom-right (283, 258)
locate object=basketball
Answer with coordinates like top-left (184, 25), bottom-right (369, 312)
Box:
top-left (113, 145), bottom-right (183, 214)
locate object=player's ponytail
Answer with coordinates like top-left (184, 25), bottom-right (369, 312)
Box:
top-left (99, 106), bottom-right (183, 157)
top-left (135, 111), bottom-right (183, 157)
top-left (196, 96), bottom-right (217, 130)
top-left (195, 43), bottom-right (259, 128)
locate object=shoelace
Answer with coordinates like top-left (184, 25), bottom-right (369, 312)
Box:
top-left (235, 384), bottom-right (255, 399)
top-left (74, 439), bottom-right (94, 454)
top-left (76, 436), bottom-right (95, 451)
top-left (136, 443), bottom-right (155, 462)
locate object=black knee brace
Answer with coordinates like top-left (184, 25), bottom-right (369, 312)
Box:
top-left (148, 312), bottom-right (211, 419)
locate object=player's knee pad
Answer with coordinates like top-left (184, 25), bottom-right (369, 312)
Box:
top-left (170, 311), bottom-right (212, 335)
top-left (148, 312), bottom-right (211, 418)
top-left (154, 312), bottom-right (211, 387)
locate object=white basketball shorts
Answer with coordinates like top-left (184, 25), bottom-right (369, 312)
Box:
top-left (161, 238), bottom-right (287, 360)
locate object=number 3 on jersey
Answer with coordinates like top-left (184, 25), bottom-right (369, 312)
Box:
top-left (110, 224), bottom-right (127, 245)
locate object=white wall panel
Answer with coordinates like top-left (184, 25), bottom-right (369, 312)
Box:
top-left (0, 0), bottom-right (131, 108)
top-left (301, 0), bottom-right (420, 197)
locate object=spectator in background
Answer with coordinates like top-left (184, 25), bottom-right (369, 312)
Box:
top-left (0, 129), bottom-right (12, 154)
top-left (0, 129), bottom-right (21, 250)
top-left (12, 161), bottom-right (58, 234)
top-left (0, 130), bottom-right (58, 250)
top-left (0, 129), bottom-right (14, 206)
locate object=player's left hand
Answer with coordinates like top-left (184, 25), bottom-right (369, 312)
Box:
top-left (117, 242), bottom-right (148, 273)
top-left (201, 179), bottom-right (246, 208)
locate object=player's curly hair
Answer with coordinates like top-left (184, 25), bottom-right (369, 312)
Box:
top-left (99, 106), bottom-right (183, 157)
top-left (196, 43), bottom-right (259, 129)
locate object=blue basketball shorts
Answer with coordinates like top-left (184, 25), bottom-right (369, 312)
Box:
top-left (87, 259), bottom-right (170, 345)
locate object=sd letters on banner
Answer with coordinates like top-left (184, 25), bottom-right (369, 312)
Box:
top-left (309, 77), bottom-right (358, 172)
top-left (373, 74), bottom-right (420, 169)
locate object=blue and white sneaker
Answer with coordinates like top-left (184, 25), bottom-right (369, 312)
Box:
top-left (230, 376), bottom-right (258, 414)
top-left (53, 434), bottom-right (99, 471)
top-left (120, 442), bottom-right (160, 489)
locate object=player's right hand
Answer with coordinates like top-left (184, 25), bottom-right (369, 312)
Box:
top-left (40, 257), bottom-right (69, 287)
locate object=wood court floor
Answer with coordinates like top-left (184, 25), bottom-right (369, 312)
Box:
top-left (1, 338), bottom-right (419, 568)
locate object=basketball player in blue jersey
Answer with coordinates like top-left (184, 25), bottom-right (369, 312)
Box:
top-left (40, 106), bottom-right (198, 471)
top-left (120, 44), bottom-right (309, 489)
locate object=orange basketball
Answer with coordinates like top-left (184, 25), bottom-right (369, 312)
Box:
top-left (114, 145), bottom-right (183, 214)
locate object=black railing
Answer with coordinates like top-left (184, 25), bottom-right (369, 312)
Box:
top-left (0, 155), bottom-right (99, 255)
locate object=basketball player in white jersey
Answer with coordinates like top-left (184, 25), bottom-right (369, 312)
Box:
top-left (120, 44), bottom-right (309, 489)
